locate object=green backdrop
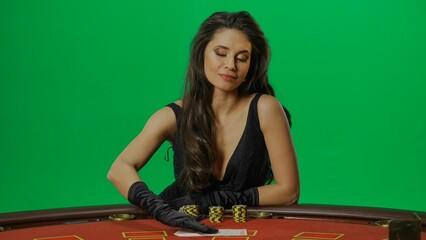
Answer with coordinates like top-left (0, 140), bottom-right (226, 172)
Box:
top-left (1, 0), bottom-right (425, 214)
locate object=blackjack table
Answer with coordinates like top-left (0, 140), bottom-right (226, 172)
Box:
top-left (0, 204), bottom-right (425, 240)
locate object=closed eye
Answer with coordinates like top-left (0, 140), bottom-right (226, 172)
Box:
top-left (236, 54), bottom-right (249, 62)
top-left (236, 57), bottom-right (248, 62)
top-left (214, 47), bottom-right (249, 62)
top-left (215, 52), bottom-right (226, 57)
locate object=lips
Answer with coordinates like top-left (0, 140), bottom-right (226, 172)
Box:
top-left (219, 74), bottom-right (237, 81)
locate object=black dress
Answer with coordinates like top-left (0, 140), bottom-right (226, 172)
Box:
top-left (159, 93), bottom-right (272, 201)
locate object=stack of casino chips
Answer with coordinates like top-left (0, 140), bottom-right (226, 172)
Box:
top-left (208, 206), bottom-right (224, 223)
top-left (232, 204), bottom-right (248, 222)
top-left (179, 205), bottom-right (200, 217)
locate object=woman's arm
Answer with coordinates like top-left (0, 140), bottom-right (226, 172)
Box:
top-left (107, 105), bottom-right (218, 234)
top-left (257, 94), bottom-right (300, 205)
top-left (107, 106), bottom-right (177, 198)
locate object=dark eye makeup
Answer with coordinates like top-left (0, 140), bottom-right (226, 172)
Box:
top-left (214, 48), bottom-right (249, 62)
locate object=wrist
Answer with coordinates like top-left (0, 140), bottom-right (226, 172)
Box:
top-left (127, 181), bottom-right (148, 205)
top-left (243, 187), bottom-right (259, 206)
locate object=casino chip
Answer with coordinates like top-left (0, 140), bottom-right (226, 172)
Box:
top-left (179, 205), bottom-right (200, 216)
top-left (209, 206), bottom-right (224, 223)
top-left (232, 204), bottom-right (248, 222)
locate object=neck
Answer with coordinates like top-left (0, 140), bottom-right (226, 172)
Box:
top-left (211, 91), bottom-right (241, 119)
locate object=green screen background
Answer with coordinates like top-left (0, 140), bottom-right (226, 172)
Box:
top-left (1, 0), bottom-right (425, 213)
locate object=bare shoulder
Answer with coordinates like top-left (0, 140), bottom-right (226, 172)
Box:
top-left (257, 94), bottom-right (289, 129)
top-left (174, 99), bottom-right (183, 107)
top-left (153, 98), bottom-right (182, 121)
top-left (257, 94), bottom-right (285, 115)
top-left (144, 105), bottom-right (179, 140)
top-left (151, 105), bottom-right (176, 119)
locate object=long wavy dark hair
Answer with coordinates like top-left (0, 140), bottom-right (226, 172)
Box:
top-left (176, 11), bottom-right (284, 192)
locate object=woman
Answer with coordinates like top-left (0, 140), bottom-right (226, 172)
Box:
top-left (107, 11), bottom-right (299, 233)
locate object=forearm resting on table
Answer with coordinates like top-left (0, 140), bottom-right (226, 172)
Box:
top-left (107, 161), bottom-right (142, 199)
top-left (257, 184), bottom-right (299, 205)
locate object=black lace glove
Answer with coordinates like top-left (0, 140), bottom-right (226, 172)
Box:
top-left (195, 187), bottom-right (259, 213)
top-left (128, 182), bottom-right (218, 233)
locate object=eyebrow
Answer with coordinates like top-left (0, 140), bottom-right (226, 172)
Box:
top-left (214, 45), bottom-right (250, 55)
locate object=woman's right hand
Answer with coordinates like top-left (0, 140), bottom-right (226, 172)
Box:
top-left (154, 206), bottom-right (217, 233)
top-left (128, 181), bottom-right (217, 234)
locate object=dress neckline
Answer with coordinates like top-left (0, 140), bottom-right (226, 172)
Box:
top-left (213, 93), bottom-right (262, 183)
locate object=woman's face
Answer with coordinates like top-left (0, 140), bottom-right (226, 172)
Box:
top-left (204, 28), bottom-right (252, 93)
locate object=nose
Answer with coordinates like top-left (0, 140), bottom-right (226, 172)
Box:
top-left (224, 56), bottom-right (236, 71)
